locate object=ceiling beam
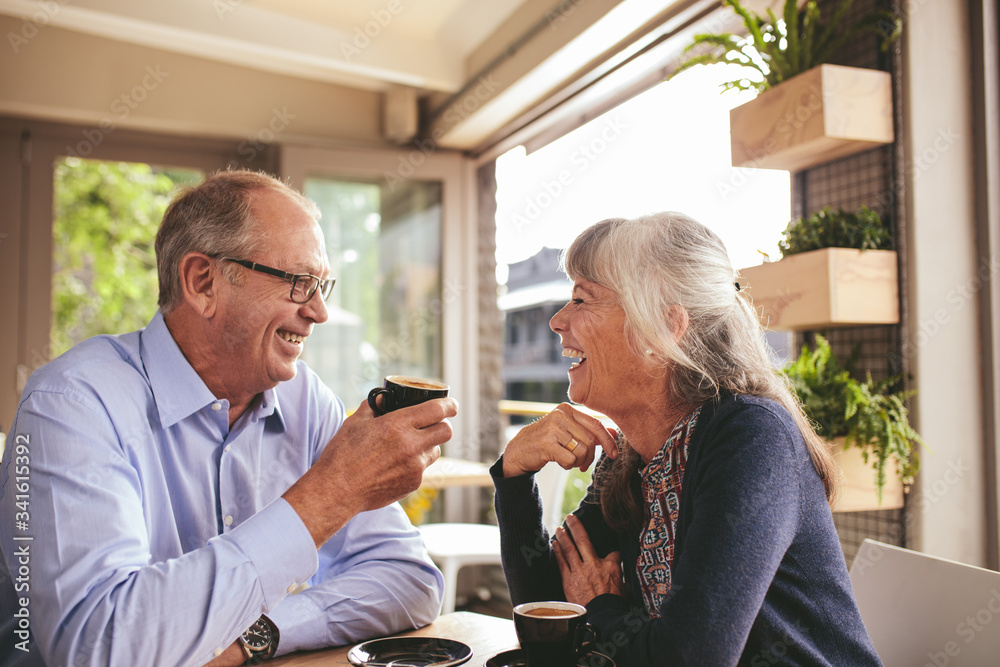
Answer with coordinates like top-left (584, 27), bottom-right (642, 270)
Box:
top-left (423, 0), bottom-right (710, 152)
top-left (0, 0), bottom-right (464, 92)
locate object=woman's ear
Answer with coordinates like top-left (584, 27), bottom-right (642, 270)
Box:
top-left (666, 304), bottom-right (689, 341)
top-left (177, 252), bottom-right (218, 318)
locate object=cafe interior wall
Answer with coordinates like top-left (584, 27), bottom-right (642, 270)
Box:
top-left (899, 0), bottom-right (999, 570)
top-left (769, 0), bottom-right (998, 570)
top-left (786, 0), bottom-right (899, 566)
top-left (0, 0), bottom-right (997, 571)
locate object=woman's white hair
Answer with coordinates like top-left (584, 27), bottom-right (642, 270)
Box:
top-left (562, 212), bottom-right (838, 504)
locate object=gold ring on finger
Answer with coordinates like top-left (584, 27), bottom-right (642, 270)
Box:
top-left (564, 437), bottom-right (579, 452)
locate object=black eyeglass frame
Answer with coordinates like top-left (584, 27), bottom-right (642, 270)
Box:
top-left (224, 258), bottom-right (335, 304)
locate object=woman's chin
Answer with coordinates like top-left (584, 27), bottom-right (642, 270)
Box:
top-left (566, 384), bottom-right (588, 407)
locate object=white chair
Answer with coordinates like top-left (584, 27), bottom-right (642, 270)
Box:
top-left (849, 539), bottom-right (1000, 666)
top-left (418, 463), bottom-right (572, 614)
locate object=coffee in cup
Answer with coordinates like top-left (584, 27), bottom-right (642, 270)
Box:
top-left (523, 607), bottom-right (579, 617)
top-left (513, 601), bottom-right (594, 667)
top-left (367, 375), bottom-right (449, 416)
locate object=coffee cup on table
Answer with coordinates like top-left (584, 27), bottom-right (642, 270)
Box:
top-left (367, 375), bottom-right (449, 416)
top-left (513, 601), bottom-right (595, 667)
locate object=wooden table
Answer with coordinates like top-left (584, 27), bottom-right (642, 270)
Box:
top-left (270, 611), bottom-right (518, 666)
top-left (420, 457), bottom-right (494, 490)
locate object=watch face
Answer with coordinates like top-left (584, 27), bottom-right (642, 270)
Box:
top-left (242, 620), bottom-right (272, 650)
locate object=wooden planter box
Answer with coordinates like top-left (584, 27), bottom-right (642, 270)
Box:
top-left (739, 247), bottom-right (899, 330)
top-left (828, 438), bottom-right (905, 512)
top-left (730, 64), bottom-right (894, 172)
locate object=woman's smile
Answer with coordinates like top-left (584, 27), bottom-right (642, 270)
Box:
top-left (562, 347), bottom-right (587, 369)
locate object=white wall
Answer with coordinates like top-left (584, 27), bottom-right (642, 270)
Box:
top-left (903, 0), bottom-right (989, 567)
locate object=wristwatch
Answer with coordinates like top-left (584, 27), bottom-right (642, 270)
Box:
top-left (239, 615), bottom-right (279, 664)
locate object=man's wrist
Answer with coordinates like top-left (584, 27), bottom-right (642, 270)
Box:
top-left (239, 614), bottom-right (279, 663)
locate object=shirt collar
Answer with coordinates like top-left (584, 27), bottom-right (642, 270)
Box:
top-left (140, 311), bottom-right (284, 431)
top-left (257, 382), bottom-right (286, 431)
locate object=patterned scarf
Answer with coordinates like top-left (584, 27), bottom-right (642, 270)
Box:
top-left (635, 406), bottom-right (701, 618)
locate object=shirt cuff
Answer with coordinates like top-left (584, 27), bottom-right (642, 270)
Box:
top-left (265, 588), bottom-right (324, 656)
top-left (226, 497), bottom-right (318, 612)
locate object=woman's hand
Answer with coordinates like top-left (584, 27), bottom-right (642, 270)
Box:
top-left (501, 403), bottom-right (618, 478)
top-left (553, 514), bottom-right (625, 606)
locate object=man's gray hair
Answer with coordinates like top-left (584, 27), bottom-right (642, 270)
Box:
top-left (154, 170), bottom-right (320, 313)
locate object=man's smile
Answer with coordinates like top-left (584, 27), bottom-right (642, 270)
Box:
top-left (277, 329), bottom-right (306, 345)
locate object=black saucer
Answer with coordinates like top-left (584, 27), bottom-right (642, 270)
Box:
top-left (484, 649), bottom-right (525, 667)
top-left (485, 648), bottom-right (616, 667)
top-left (347, 636), bottom-right (472, 666)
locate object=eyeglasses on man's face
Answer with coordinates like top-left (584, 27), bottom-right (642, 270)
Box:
top-left (224, 258), bottom-right (335, 304)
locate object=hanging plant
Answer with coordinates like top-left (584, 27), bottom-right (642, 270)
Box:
top-left (782, 334), bottom-right (924, 503)
top-left (778, 205), bottom-right (892, 257)
top-left (672, 0), bottom-right (902, 94)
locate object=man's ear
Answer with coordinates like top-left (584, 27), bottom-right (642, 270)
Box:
top-left (177, 252), bottom-right (219, 318)
top-left (666, 304), bottom-right (689, 341)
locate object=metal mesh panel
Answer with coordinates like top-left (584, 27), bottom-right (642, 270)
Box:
top-left (822, 0), bottom-right (893, 71)
top-left (791, 0), bottom-right (909, 560)
top-left (835, 508), bottom-right (908, 565)
top-left (800, 326), bottom-right (902, 381)
top-left (795, 147), bottom-right (896, 232)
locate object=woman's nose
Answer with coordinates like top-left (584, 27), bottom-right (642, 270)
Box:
top-left (550, 304), bottom-right (568, 333)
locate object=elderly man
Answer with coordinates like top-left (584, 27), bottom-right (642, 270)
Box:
top-left (0, 170), bottom-right (456, 666)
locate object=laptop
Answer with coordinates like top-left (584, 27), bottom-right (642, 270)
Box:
top-left (849, 539), bottom-right (1000, 667)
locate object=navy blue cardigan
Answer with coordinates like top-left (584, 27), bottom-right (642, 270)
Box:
top-left (492, 394), bottom-right (882, 666)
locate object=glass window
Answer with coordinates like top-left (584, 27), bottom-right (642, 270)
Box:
top-left (495, 63), bottom-right (790, 272)
top-left (496, 63), bottom-right (793, 404)
top-left (51, 157), bottom-right (202, 357)
top-left (302, 177), bottom-right (443, 409)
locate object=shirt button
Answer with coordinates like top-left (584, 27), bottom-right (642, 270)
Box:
top-left (211, 402), bottom-right (222, 411)
top-left (224, 515), bottom-right (234, 526)
top-left (224, 445), bottom-right (231, 453)
top-left (287, 583), bottom-right (298, 593)
top-left (214, 648), bottom-right (224, 657)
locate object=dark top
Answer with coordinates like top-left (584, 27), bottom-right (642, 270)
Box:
top-left (492, 393), bottom-right (882, 666)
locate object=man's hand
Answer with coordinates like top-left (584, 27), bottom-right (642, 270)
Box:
top-left (202, 641), bottom-right (244, 666)
top-left (283, 397), bottom-right (458, 547)
top-left (553, 514), bottom-right (625, 606)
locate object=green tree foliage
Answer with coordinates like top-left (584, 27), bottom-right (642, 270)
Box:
top-left (51, 158), bottom-right (201, 357)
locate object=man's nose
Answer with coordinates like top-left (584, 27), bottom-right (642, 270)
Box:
top-left (303, 290), bottom-right (329, 324)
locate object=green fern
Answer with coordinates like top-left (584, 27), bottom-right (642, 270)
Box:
top-left (782, 335), bottom-right (924, 503)
top-left (672, 0), bottom-right (902, 94)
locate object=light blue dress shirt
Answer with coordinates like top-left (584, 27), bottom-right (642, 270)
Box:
top-left (0, 312), bottom-right (443, 666)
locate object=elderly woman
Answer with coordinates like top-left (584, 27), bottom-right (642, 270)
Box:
top-left (492, 213), bottom-right (881, 665)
